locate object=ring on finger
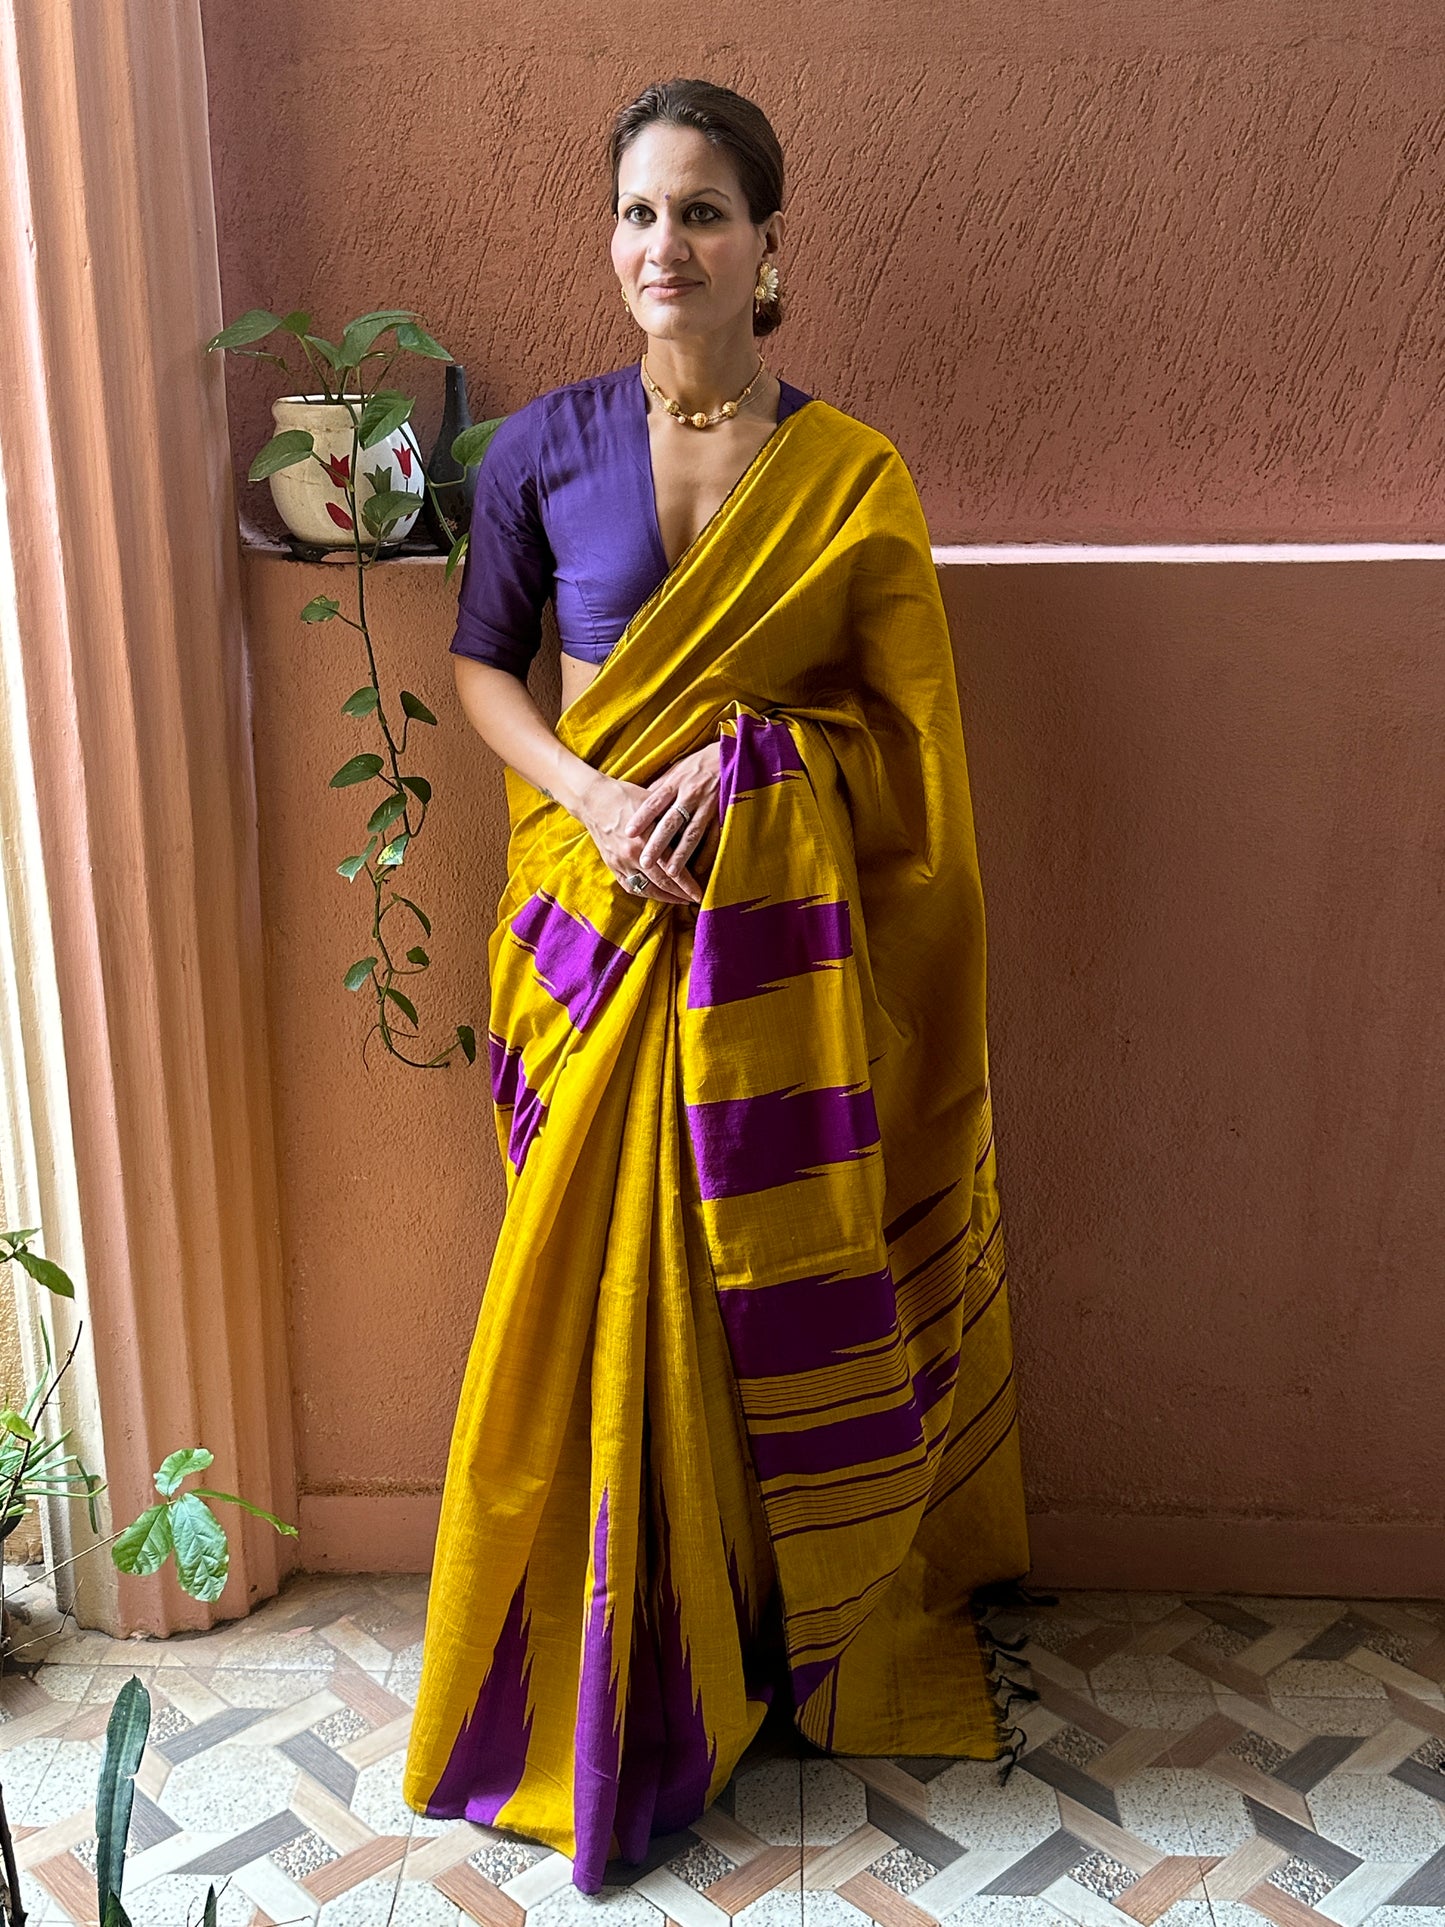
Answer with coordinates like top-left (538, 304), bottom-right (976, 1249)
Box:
top-left (627, 871), bottom-right (648, 894)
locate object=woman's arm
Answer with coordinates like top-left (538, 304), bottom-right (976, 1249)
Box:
top-left (451, 655), bottom-right (698, 904)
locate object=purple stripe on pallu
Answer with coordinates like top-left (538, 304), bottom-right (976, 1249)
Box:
top-left (686, 1082), bottom-right (880, 1201)
top-left (687, 894), bottom-right (852, 1009)
top-left (719, 712), bottom-right (805, 811)
top-left (620, 1513), bottom-right (720, 1838)
top-left (487, 1032), bottom-right (546, 1171)
top-left (425, 1572), bottom-right (534, 1823)
top-left (716, 1264), bottom-right (897, 1379)
top-left (573, 1489), bottom-right (620, 1893)
top-left (509, 890), bottom-right (632, 1032)
top-left (748, 1344), bottom-right (962, 1483)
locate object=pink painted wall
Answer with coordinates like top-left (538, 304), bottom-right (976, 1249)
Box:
top-left (241, 551), bottom-right (1445, 1591)
top-left (207, 0), bottom-right (1445, 1588)
top-left (202, 0), bottom-right (1445, 542)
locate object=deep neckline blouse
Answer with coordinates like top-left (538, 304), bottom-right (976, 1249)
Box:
top-left (449, 361), bottom-right (815, 677)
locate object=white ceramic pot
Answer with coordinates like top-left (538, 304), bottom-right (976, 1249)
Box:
top-left (267, 394), bottom-right (424, 549)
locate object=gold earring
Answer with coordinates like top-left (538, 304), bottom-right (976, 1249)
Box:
top-left (620, 285), bottom-right (630, 308)
top-left (754, 261), bottom-right (780, 306)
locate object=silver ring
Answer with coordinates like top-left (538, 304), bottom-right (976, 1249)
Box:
top-left (627, 872), bottom-right (648, 894)
top-left (671, 802), bottom-right (692, 823)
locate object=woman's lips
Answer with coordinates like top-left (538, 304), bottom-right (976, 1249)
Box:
top-left (647, 283), bottom-right (699, 295)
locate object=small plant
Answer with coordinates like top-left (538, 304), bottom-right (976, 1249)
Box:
top-left (206, 305), bottom-right (504, 1070)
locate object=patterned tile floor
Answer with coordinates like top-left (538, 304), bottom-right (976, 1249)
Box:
top-left (2, 1572), bottom-right (1445, 1925)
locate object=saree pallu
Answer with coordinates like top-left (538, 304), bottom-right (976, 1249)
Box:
top-left (403, 399), bottom-right (1032, 1888)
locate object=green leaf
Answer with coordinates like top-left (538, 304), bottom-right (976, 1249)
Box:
top-left (399, 690), bottom-right (437, 726)
top-left (338, 318), bottom-right (403, 368)
top-left (343, 957), bottom-right (378, 991)
top-left (367, 793), bottom-right (407, 837)
top-left (384, 986), bottom-right (419, 1026)
top-left (169, 1493), bottom-right (230, 1602)
top-left (395, 897), bottom-right (431, 936)
top-left (154, 1447), bottom-right (213, 1498)
top-left (0, 1408), bottom-right (37, 1442)
top-left (444, 531), bottom-right (469, 580)
top-left (452, 416), bottom-right (505, 469)
top-left (203, 1884), bottom-right (218, 1927)
top-left (341, 686), bottom-right (379, 717)
top-left (336, 840), bottom-right (377, 882)
top-left (400, 774), bottom-right (432, 806)
top-left (330, 753), bottom-right (384, 788)
top-left (457, 1024), bottom-right (478, 1063)
top-left (301, 595), bottom-right (341, 624)
top-left (360, 488), bottom-right (421, 536)
top-left (0, 1227), bottom-right (40, 1248)
top-left (13, 1248), bottom-right (75, 1298)
top-left (101, 1895), bottom-right (133, 1927)
top-left (303, 333), bottom-right (343, 369)
top-left (190, 1490), bottom-right (299, 1536)
top-left (96, 1674), bottom-right (150, 1922)
top-left (112, 1505), bottom-right (173, 1577)
top-left (247, 429), bottom-right (315, 481)
top-left (358, 391), bottom-right (414, 448)
top-left (405, 946), bottom-right (430, 967)
top-left (394, 320), bottom-right (450, 361)
top-left (377, 832), bottom-right (410, 869)
top-left (277, 310), bottom-right (313, 336)
top-left (206, 308), bottom-right (283, 352)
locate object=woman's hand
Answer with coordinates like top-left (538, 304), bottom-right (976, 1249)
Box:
top-left (573, 742), bottom-right (721, 907)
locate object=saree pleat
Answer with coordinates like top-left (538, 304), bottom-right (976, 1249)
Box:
top-left (403, 400), bottom-right (1031, 1883)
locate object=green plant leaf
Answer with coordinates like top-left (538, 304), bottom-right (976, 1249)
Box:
top-left (206, 308), bottom-right (283, 352)
top-left (13, 1248), bottom-right (75, 1298)
top-left (384, 986), bottom-right (419, 1027)
top-left (301, 596), bottom-right (341, 624)
top-left (399, 691), bottom-right (437, 726)
top-left (247, 429), bottom-right (315, 481)
top-left (96, 1674), bottom-right (150, 1923)
top-left (338, 318), bottom-right (404, 368)
top-left (330, 753), bottom-right (384, 788)
top-left (341, 686), bottom-right (379, 717)
top-left (112, 1505), bottom-right (173, 1577)
top-left (444, 531), bottom-right (468, 580)
top-left (394, 320), bottom-right (450, 361)
top-left (358, 391), bottom-right (414, 448)
top-left (336, 840), bottom-right (377, 882)
top-left (457, 1024), bottom-right (478, 1063)
top-left (400, 774), bottom-right (432, 806)
top-left (303, 333), bottom-right (343, 369)
top-left (405, 946), bottom-right (430, 967)
top-left (343, 957), bottom-right (378, 991)
top-left (101, 1895), bottom-right (133, 1927)
top-left (277, 310), bottom-right (313, 336)
top-left (377, 832), bottom-right (410, 869)
top-left (367, 793), bottom-right (407, 837)
top-left (154, 1447), bottom-right (213, 1497)
top-left (395, 897), bottom-right (431, 936)
top-left (360, 489), bottom-right (421, 536)
top-left (203, 1884), bottom-right (218, 1927)
top-left (0, 1408), bottom-right (37, 1442)
top-left (452, 416), bottom-right (505, 469)
top-left (191, 1490), bottom-right (299, 1536)
top-left (169, 1493), bottom-right (230, 1602)
top-left (0, 1227), bottom-right (40, 1248)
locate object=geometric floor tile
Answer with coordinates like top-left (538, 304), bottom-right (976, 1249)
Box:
top-left (4, 1572), bottom-right (1445, 1925)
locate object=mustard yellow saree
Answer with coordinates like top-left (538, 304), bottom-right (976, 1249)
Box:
top-left (403, 399), bottom-right (1033, 1888)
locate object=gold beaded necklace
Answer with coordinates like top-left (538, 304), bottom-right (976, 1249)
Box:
top-left (640, 353), bottom-right (766, 429)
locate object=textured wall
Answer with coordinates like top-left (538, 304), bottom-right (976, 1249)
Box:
top-left (242, 551), bottom-right (1445, 1586)
top-left (202, 0), bottom-right (1445, 542)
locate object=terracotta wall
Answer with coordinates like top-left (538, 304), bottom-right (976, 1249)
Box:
top-left (209, 0), bottom-right (1445, 1590)
top-left (201, 0), bottom-right (1445, 542)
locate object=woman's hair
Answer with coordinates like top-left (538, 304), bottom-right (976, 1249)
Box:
top-left (608, 78), bottom-right (786, 338)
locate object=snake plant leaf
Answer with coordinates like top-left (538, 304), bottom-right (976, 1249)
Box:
top-left (169, 1493), bottom-right (230, 1602)
top-left (154, 1448), bottom-right (213, 1498)
top-left (95, 1672), bottom-right (150, 1922)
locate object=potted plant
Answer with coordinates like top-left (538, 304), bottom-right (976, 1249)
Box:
top-left (206, 306), bottom-right (504, 1069)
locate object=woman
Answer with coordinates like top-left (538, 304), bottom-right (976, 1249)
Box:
top-left (402, 77), bottom-right (1035, 1890)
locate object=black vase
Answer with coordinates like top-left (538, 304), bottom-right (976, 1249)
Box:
top-left (422, 362), bottom-right (479, 551)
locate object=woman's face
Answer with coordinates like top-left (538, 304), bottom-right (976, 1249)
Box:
top-left (611, 122), bottom-right (780, 343)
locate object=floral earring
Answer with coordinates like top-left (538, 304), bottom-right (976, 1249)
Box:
top-left (754, 262), bottom-right (780, 307)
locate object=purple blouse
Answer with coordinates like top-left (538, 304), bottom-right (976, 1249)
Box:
top-left (449, 362), bottom-right (814, 678)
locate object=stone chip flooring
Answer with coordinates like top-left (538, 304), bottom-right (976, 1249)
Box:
top-left (2, 1573), bottom-right (1445, 1925)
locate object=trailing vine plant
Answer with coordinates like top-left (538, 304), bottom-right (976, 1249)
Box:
top-left (205, 306), bottom-right (503, 1069)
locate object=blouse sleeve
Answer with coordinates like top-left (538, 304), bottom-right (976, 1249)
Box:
top-left (448, 405), bottom-right (555, 679)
